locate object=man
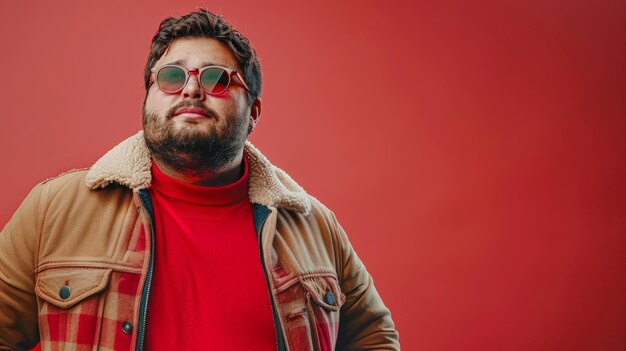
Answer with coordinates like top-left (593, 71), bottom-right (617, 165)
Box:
top-left (0, 9), bottom-right (399, 350)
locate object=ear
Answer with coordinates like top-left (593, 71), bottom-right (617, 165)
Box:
top-left (248, 98), bottom-right (262, 134)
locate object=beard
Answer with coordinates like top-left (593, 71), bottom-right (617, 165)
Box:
top-left (142, 100), bottom-right (250, 176)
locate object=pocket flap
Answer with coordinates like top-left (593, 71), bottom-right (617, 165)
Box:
top-left (35, 267), bottom-right (112, 309)
top-left (300, 274), bottom-right (346, 311)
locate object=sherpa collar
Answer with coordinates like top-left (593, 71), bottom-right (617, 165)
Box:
top-left (85, 131), bottom-right (311, 215)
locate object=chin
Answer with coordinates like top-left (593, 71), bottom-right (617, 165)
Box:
top-left (173, 123), bottom-right (220, 142)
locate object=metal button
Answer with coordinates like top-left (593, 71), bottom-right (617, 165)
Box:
top-left (324, 291), bottom-right (335, 305)
top-left (121, 321), bottom-right (133, 334)
top-left (59, 286), bottom-right (71, 300)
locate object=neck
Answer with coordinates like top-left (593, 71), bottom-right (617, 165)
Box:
top-left (152, 153), bottom-right (244, 187)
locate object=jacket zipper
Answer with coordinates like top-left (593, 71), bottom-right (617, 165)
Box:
top-left (259, 246), bottom-right (279, 351)
top-left (255, 205), bottom-right (287, 351)
top-left (136, 190), bottom-right (156, 351)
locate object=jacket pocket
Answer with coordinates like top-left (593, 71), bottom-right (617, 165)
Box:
top-left (36, 267), bottom-right (112, 309)
top-left (35, 266), bottom-right (113, 348)
top-left (300, 274), bottom-right (345, 313)
top-left (278, 273), bottom-right (346, 351)
top-left (303, 275), bottom-right (346, 351)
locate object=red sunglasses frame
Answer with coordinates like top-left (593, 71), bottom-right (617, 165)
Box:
top-left (150, 64), bottom-right (250, 95)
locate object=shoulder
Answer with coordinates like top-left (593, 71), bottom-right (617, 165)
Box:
top-left (277, 194), bottom-right (338, 226)
top-left (39, 168), bottom-right (90, 198)
top-left (37, 168), bottom-right (132, 208)
top-left (41, 168), bottom-right (89, 187)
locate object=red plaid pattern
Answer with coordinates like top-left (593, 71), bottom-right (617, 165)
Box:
top-left (35, 196), bottom-right (147, 351)
top-left (272, 271), bottom-right (346, 351)
top-left (38, 271), bottom-right (140, 350)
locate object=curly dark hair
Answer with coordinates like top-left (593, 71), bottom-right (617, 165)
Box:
top-left (144, 9), bottom-right (262, 103)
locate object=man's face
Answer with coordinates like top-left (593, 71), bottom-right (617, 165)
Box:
top-left (142, 37), bottom-right (253, 175)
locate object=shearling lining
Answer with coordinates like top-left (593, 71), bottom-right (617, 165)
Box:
top-left (85, 131), bottom-right (311, 215)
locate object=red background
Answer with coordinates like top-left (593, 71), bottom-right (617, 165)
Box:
top-left (1, 1), bottom-right (625, 350)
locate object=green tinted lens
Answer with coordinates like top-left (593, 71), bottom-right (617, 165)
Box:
top-left (157, 66), bottom-right (187, 93)
top-left (200, 67), bottom-right (230, 94)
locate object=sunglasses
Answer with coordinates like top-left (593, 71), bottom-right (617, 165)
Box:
top-left (151, 64), bottom-right (250, 95)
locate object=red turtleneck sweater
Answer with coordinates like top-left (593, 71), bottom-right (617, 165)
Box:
top-left (144, 156), bottom-right (276, 350)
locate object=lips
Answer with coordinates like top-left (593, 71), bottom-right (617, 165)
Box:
top-left (174, 107), bottom-right (211, 117)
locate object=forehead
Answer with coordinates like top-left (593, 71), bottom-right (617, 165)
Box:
top-left (155, 37), bottom-right (240, 70)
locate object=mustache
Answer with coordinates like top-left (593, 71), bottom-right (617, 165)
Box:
top-left (165, 101), bottom-right (219, 119)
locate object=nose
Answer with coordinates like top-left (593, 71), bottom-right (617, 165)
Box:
top-left (182, 71), bottom-right (206, 101)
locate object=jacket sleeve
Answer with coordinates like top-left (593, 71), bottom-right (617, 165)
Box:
top-left (332, 214), bottom-right (400, 350)
top-left (0, 183), bottom-right (44, 350)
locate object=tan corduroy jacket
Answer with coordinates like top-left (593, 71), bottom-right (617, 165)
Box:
top-left (0, 131), bottom-right (399, 350)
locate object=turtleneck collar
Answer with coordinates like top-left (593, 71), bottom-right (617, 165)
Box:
top-left (150, 156), bottom-right (250, 206)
